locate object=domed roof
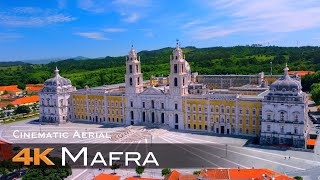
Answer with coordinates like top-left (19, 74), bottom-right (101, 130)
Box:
top-left (270, 64), bottom-right (302, 92)
top-left (43, 67), bottom-right (72, 87)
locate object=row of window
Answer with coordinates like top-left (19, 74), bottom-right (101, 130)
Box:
top-left (187, 115), bottom-right (257, 125)
top-left (73, 99), bottom-right (123, 107)
top-left (186, 124), bottom-right (257, 135)
top-left (74, 115), bottom-right (123, 123)
top-left (187, 105), bottom-right (261, 115)
top-left (266, 125), bottom-right (299, 134)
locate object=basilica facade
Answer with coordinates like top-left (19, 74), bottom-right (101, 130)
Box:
top-left (39, 42), bottom-right (309, 148)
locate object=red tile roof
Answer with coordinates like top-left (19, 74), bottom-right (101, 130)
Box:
top-left (200, 169), bottom-right (229, 179)
top-left (165, 170), bottom-right (181, 180)
top-left (11, 95), bottom-right (39, 105)
top-left (200, 168), bottom-right (294, 180)
top-left (125, 177), bottom-right (161, 180)
top-left (92, 173), bottom-right (121, 180)
top-left (288, 71), bottom-right (315, 76)
top-left (0, 85), bottom-right (21, 92)
top-left (26, 84), bottom-right (44, 91)
top-left (178, 174), bottom-right (197, 180)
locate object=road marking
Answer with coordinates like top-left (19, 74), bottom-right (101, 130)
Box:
top-left (71, 169), bottom-right (88, 180)
top-left (160, 136), bottom-right (221, 168)
top-left (164, 135), bottom-right (249, 168)
top-left (167, 133), bottom-right (306, 171)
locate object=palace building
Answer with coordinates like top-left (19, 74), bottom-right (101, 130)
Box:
top-left (39, 41), bottom-right (309, 148)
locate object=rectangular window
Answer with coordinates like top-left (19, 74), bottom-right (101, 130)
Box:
top-left (246, 118), bottom-right (249, 125)
top-left (175, 104), bottom-right (178, 110)
top-left (199, 106), bottom-right (202, 112)
top-left (129, 65), bottom-right (132, 73)
top-left (280, 126), bottom-right (284, 133)
top-left (240, 119), bottom-right (242, 124)
top-left (267, 125), bottom-right (271, 132)
top-left (252, 128), bottom-right (256, 135)
top-left (205, 116), bottom-right (208, 121)
top-left (174, 64), bottom-right (178, 73)
top-left (199, 116), bottom-right (202, 121)
top-left (253, 118), bottom-right (256, 126)
top-left (294, 127), bottom-right (298, 134)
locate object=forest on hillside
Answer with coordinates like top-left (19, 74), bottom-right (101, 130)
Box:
top-left (0, 46), bottom-right (320, 91)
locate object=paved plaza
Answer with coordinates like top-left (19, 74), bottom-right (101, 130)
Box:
top-left (1, 119), bottom-right (320, 180)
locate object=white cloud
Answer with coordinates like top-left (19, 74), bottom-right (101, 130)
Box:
top-left (187, 0), bottom-right (320, 40)
top-left (74, 32), bottom-right (111, 40)
top-left (0, 13), bottom-right (76, 27)
top-left (12, 7), bottom-right (43, 14)
top-left (78, 0), bottom-right (110, 13)
top-left (123, 13), bottom-right (140, 23)
top-left (187, 25), bottom-right (239, 40)
top-left (0, 33), bottom-right (22, 42)
top-left (103, 28), bottom-right (127, 32)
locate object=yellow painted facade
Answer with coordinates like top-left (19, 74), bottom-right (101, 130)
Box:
top-left (72, 94), bottom-right (126, 124)
top-left (184, 97), bottom-right (262, 136)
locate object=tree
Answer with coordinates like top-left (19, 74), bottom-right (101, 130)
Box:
top-left (311, 83), bottom-right (320, 105)
top-left (6, 104), bottom-right (14, 110)
top-left (110, 163), bottom-right (120, 174)
top-left (135, 166), bottom-right (145, 177)
top-left (17, 83), bottom-right (26, 90)
top-left (14, 105), bottom-right (31, 114)
top-left (193, 170), bottom-right (201, 176)
top-left (0, 168), bottom-right (10, 176)
top-left (294, 176), bottom-right (303, 180)
top-left (161, 168), bottom-right (171, 176)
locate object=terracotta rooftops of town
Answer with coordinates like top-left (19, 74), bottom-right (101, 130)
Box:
top-left (288, 71), bottom-right (314, 76)
top-left (11, 95), bottom-right (39, 105)
top-left (125, 177), bottom-right (161, 180)
top-left (0, 85), bottom-right (21, 92)
top-left (91, 173), bottom-right (121, 180)
top-left (200, 168), bottom-right (295, 180)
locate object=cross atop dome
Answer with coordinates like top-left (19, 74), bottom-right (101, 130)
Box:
top-left (284, 63), bottom-right (289, 76)
top-left (54, 66), bottom-right (60, 76)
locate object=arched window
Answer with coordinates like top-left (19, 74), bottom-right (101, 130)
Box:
top-left (174, 78), bottom-right (178, 87)
top-left (183, 78), bottom-right (185, 86)
top-left (280, 112), bottom-right (285, 121)
top-left (152, 112), bottom-right (155, 123)
top-left (161, 113), bottom-right (164, 123)
top-left (175, 56), bottom-right (178, 60)
top-left (151, 100), bottom-right (155, 108)
top-left (130, 77), bottom-right (133, 86)
top-left (137, 77), bottom-right (140, 85)
top-left (136, 65), bottom-right (139, 73)
top-left (130, 111), bottom-right (134, 120)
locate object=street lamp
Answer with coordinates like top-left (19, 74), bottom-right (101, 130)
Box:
top-left (270, 62), bottom-right (273, 76)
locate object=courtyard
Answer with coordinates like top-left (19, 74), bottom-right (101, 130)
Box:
top-left (0, 119), bottom-right (319, 180)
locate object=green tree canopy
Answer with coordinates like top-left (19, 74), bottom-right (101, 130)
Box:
top-left (135, 166), bottom-right (145, 177)
top-left (14, 105), bottom-right (31, 114)
top-left (161, 168), bottom-right (172, 176)
top-left (311, 83), bottom-right (320, 105)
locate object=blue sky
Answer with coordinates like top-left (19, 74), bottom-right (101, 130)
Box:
top-left (1, 0), bottom-right (320, 61)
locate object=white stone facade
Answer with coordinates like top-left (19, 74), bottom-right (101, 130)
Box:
top-left (39, 67), bottom-right (76, 123)
top-left (260, 64), bottom-right (308, 148)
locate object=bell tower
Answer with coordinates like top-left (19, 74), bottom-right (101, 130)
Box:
top-left (125, 45), bottom-right (143, 95)
top-left (169, 40), bottom-right (191, 96)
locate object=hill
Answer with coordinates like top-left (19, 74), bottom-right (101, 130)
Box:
top-left (0, 46), bottom-right (320, 90)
